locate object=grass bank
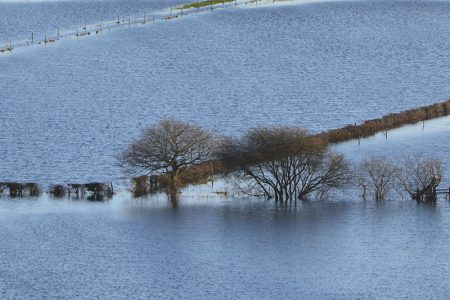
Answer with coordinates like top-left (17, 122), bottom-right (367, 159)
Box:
top-left (178, 0), bottom-right (234, 9)
top-left (322, 100), bottom-right (450, 143)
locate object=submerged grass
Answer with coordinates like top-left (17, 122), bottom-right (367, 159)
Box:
top-left (178, 0), bottom-right (234, 9)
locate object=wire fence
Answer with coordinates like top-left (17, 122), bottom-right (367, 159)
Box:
top-left (0, 0), bottom-right (279, 55)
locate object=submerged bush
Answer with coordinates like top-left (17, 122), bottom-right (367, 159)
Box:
top-left (49, 185), bottom-right (67, 197)
top-left (359, 157), bottom-right (398, 201)
top-left (359, 155), bottom-right (445, 202)
top-left (0, 182), bottom-right (40, 197)
top-left (66, 183), bottom-right (113, 200)
top-left (24, 183), bottom-right (41, 196)
top-left (132, 176), bottom-right (150, 196)
top-left (119, 119), bottom-right (216, 206)
top-left (83, 182), bottom-right (114, 201)
top-left (396, 156), bottom-right (443, 203)
top-left (218, 127), bottom-right (351, 201)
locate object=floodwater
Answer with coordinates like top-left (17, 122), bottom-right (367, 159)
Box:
top-left (2, 0), bottom-right (450, 184)
top-left (335, 115), bottom-right (450, 186)
top-left (1, 0), bottom-right (450, 298)
top-left (0, 105), bottom-right (449, 300)
top-left (3, 192), bottom-right (450, 299)
top-left (0, 0), bottom-right (187, 42)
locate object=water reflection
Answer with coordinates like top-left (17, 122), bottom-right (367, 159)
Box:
top-left (2, 186), bottom-right (450, 298)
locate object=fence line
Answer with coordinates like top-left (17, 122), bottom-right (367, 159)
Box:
top-left (0, 0), bottom-right (280, 55)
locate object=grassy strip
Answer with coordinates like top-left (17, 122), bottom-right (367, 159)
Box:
top-left (322, 100), bottom-right (450, 143)
top-left (178, 0), bottom-right (234, 9)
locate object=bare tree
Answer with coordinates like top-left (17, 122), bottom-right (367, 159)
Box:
top-left (119, 119), bottom-right (215, 205)
top-left (218, 127), bottom-right (350, 201)
top-left (359, 157), bottom-right (397, 201)
top-left (396, 156), bottom-right (443, 202)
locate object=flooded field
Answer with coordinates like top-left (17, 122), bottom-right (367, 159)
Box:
top-left (3, 192), bottom-right (450, 299)
top-left (2, 1), bottom-right (450, 184)
top-left (1, 114), bottom-right (450, 299)
top-left (1, 0), bottom-right (450, 298)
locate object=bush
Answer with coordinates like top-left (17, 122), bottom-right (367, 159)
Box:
top-left (218, 127), bottom-right (351, 201)
top-left (359, 157), bottom-right (397, 201)
top-left (49, 185), bottom-right (67, 197)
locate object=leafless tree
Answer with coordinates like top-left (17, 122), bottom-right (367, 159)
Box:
top-left (395, 156), bottom-right (443, 202)
top-left (119, 119), bottom-right (215, 206)
top-left (218, 127), bottom-right (350, 201)
top-left (359, 157), bottom-right (397, 201)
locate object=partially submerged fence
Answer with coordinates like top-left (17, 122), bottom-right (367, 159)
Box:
top-left (0, 182), bottom-right (114, 201)
top-left (0, 0), bottom-right (281, 56)
top-left (436, 188), bottom-right (450, 199)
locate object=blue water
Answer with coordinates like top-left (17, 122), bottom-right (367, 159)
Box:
top-left (0, 0), bottom-right (186, 42)
top-left (335, 115), bottom-right (450, 188)
top-left (0, 189), bottom-right (450, 299)
top-left (1, 189), bottom-right (450, 299)
top-left (2, 1), bottom-right (450, 184)
top-left (0, 117), bottom-right (449, 299)
top-left (1, 1), bottom-right (450, 298)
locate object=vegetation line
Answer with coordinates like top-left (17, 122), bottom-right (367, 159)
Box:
top-left (2, 100), bottom-right (450, 204)
top-left (321, 99), bottom-right (450, 144)
top-left (140, 99), bottom-right (450, 203)
top-left (178, 0), bottom-right (234, 9)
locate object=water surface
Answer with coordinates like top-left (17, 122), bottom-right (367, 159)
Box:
top-left (1, 85), bottom-right (450, 299)
top-left (2, 190), bottom-right (450, 299)
top-left (2, 1), bottom-right (450, 184)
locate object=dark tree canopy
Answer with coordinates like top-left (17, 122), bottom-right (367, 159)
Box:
top-left (119, 120), bottom-right (216, 206)
top-left (119, 119), bottom-right (215, 176)
top-left (218, 127), bottom-right (350, 201)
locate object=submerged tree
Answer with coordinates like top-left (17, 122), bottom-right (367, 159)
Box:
top-left (396, 156), bottom-right (443, 202)
top-left (359, 157), bottom-right (397, 201)
top-left (119, 119), bottom-right (215, 206)
top-left (218, 127), bottom-right (350, 201)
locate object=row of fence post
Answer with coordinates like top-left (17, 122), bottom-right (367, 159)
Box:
top-left (2, 0), bottom-right (280, 54)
